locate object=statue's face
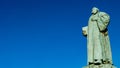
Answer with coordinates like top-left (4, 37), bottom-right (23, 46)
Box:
top-left (92, 7), bottom-right (99, 14)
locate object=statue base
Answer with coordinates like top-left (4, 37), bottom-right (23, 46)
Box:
top-left (83, 63), bottom-right (116, 68)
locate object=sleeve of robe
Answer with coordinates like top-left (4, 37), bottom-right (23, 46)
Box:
top-left (97, 12), bottom-right (110, 32)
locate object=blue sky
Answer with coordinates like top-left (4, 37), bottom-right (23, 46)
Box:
top-left (0, 0), bottom-right (119, 68)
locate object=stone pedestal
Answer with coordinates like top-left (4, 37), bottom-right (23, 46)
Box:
top-left (83, 64), bottom-right (116, 68)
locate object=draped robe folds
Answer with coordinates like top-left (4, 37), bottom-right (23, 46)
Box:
top-left (85, 12), bottom-right (112, 64)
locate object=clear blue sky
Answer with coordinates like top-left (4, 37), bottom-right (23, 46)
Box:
top-left (0, 0), bottom-right (119, 68)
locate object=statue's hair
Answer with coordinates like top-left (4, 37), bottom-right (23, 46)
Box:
top-left (92, 7), bottom-right (99, 12)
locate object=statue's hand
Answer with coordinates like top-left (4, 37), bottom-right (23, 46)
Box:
top-left (82, 31), bottom-right (87, 37)
top-left (91, 17), bottom-right (98, 21)
top-left (91, 16), bottom-right (98, 21)
top-left (82, 26), bottom-right (88, 37)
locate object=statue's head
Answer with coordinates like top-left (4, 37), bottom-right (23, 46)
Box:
top-left (92, 7), bottom-right (99, 14)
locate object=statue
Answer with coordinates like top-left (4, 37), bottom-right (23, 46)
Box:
top-left (82, 7), bottom-right (116, 68)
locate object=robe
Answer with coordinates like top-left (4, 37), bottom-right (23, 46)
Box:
top-left (86, 12), bottom-right (112, 64)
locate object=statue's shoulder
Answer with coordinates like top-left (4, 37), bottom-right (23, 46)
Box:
top-left (99, 12), bottom-right (110, 17)
top-left (99, 12), bottom-right (106, 14)
top-left (99, 12), bottom-right (110, 23)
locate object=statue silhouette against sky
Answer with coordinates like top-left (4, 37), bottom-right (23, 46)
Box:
top-left (82, 7), bottom-right (116, 68)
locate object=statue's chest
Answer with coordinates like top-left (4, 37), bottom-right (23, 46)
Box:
top-left (89, 18), bottom-right (98, 27)
top-left (88, 15), bottom-right (99, 31)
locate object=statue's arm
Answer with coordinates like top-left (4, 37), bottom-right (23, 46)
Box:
top-left (100, 13), bottom-right (110, 26)
top-left (97, 12), bottom-right (110, 32)
top-left (82, 26), bottom-right (88, 37)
